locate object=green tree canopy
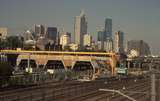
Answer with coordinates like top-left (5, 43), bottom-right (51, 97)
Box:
top-left (0, 62), bottom-right (13, 86)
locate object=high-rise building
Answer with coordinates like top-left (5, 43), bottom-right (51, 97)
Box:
top-left (97, 30), bottom-right (105, 51)
top-left (97, 30), bottom-right (104, 42)
top-left (127, 40), bottom-right (150, 56)
top-left (97, 41), bottom-right (103, 51)
top-left (0, 27), bottom-right (7, 39)
top-left (24, 30), bottom-right (36, 45)
top-left (59, 31), bottom-right (71, 42)
top-left (36, 37), bottom-right (48, 50)
top-left (104, 18), bottom-right (112, 40)
top-left (35, 25), bottom-right (45, 38)
top-left (46, 27), bottom-right (57, 44)
top-left (74, 10), bottom-right (87, 49)
top-left (24, 30), bottom-right (35, 41)
top-left (105, 38), bottom-right (113, 52)
top-left (114, 31), bottom-right (124, 53)
top-left (60, 32), bottom-right (71, 49)
top-left (83, 34), bottom-right (92, 47)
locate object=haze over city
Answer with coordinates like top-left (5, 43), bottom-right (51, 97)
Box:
top-left (0, 0), bottom-right (160, 54)
top-left (1, 1), bottom-right (160, 101)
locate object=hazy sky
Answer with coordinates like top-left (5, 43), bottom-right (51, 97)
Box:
top-left (0, 0), bottom-right (160, 54)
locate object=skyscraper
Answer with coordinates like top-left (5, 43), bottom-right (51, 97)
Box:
top-left (35, 24), bottom-right (45, 38)
top-left (97, 30), bottom-right (105, 51)
top-left (46, 27), bottom-right (57, 44)
top-left (74, 10), bottom-right (87, 49)
top-left (105, 38), bottom-right (113, 52)
top-left (114, 31), bottom-right (124, 53)
top-left (104, 18), bottom-right (112, 40)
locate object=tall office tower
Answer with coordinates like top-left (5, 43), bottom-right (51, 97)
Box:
top-left (35, 25), bottom-right (45, 38)
top-left (74, 10), bottom-right (87, 49)
top-left (114, 31), bottom-right (124, 53)
top-left (104, 18), bottom-right (112, 40)
top-left (105, 38), bottom-right (113, 52)
top-left (83, 34), bottom-right (92, 47)
top-left (97, 30), bottom-right (105, 51)
top-left (0, 27), bottom-right (7, 39)
top-left (46, 27), bottom-right (57, 44)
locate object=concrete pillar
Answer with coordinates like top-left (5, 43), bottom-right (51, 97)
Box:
top-left (127, 61), bottom-right (130, 69)
top-left (28, 54), bottom-right (30, 69)
top-left (133, 62), bottom-right (136, 68)
top-left (139, 62), bottom-right (141, 68)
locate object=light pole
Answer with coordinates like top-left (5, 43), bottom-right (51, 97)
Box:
top-left (151, 73), bottom-right (156, 101)
top-left (150, 59), bottom-right (156, 101)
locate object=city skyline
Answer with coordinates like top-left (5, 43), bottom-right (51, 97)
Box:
top-left (0, 0), bottom-right (160, 54)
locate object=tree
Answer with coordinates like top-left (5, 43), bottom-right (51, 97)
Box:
top-left (0, 62), bottom-right (13, 87)
top-left (6, 36), bottom-right (24, 49)
top-left (0, 39), bottom-right (8, 49)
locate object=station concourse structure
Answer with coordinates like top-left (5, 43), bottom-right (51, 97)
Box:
top-left (1, 50), bottom-right (118, 76)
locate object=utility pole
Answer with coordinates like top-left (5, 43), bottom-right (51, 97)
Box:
top-left (28, 53), bottom-right (30, 69)
top-left (151, 73), bottom-right (156, 101)
top-left (27, 53), bottom-right (31, 73)
top-left (150, 59), bottom-right (156, 101)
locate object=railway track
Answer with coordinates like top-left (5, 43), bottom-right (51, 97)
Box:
top-left (67, 78), bottom-right (150, 101)
top-left (108, 81), bottom-right (150, 101)
top-left (0, 79), bottom-right (83, 96)
top-left (0, 80), bottom-right (82, 100)
top-left (0, 77), bottom-right (150, 101)
top-left (0, 79), bottom-right (105, 101)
